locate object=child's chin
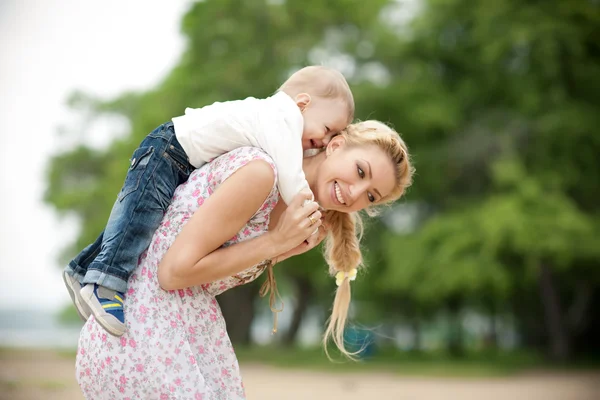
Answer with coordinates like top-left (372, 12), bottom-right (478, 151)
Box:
top-left (303, 148), bottom-right (320, 157)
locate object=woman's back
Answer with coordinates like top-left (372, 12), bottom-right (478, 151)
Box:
top-left (76, 147), bottom-right (279, 400)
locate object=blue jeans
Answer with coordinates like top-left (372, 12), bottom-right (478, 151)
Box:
top-left (65, 122), bottom-right (194, 293)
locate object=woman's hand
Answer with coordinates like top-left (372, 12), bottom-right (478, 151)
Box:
top-left (266, 190), bottom-right (323, 256)
top-left (274, 224), bottom-right (328, 263)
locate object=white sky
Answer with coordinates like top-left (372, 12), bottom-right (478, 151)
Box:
top-left (0, 0), bottom-right (191, 311)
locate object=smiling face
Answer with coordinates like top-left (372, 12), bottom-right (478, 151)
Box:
top-left (299, 96), bottom-right (350, 151)
top-left (312, 136), bottom-right (397, 212)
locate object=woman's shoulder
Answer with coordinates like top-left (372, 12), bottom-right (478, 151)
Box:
top-left (200, 147), bottom-right (278, 192)
top-left (169, 147), bottom-right (278, 217)
top-left (215, 146), bottom-right (275, 168)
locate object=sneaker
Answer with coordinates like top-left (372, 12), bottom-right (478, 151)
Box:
top-left (62, 271), bottom-right (91, 321)
top-left (80, 284), bottom-right (126, 336)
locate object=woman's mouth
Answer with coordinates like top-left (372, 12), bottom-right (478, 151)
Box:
top-left (333, 181), bottom-right (346, 205)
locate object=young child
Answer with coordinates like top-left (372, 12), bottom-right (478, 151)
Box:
top-left (63, 66), bottom-right (354, 336)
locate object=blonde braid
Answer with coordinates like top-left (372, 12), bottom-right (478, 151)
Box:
top-left (320, 120), bottom-right (414, 359)
top-left (321, 210), bottom-right (364, 358)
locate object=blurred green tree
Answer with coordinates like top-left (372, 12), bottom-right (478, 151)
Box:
top-left (45, 0), bottom-right (600, 360)
top-left (375, 0), bottom-right (600, 360)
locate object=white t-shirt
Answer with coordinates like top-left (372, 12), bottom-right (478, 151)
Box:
top-left (172, 92), bottom-right (308, 205)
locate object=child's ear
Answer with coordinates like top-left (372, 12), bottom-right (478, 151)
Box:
top-left (295, 93), bottom-right (311, 112)
top-left (326, 135), bottom-right (345, 156)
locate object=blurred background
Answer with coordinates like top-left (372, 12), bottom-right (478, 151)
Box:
top-left (1, 0), bottom-right (599, 399)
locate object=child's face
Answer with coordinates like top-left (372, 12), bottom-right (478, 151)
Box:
top-left (298, 96), bottom-right (350, 151)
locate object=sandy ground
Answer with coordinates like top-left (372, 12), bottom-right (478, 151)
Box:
top-left (0, 349), bottom-right (598, 400)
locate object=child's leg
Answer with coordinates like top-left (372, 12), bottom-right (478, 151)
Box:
top-left (65, 231), bottom-right (104, 283)
top-left (62, 231), bottom-right (104, 321)
top-left (77, 122), bottom-right (193, 335)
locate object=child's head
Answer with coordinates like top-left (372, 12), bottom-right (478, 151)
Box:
top-left (279, 66), bottom-right (355, 150)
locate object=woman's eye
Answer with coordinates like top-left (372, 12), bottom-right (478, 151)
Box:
top-left (368, 193), bottom-right (375, 203)
top-left (357, 166), bottom-right (365, 178)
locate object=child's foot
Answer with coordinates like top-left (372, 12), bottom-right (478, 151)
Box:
top-left (80, 284), bottom-right (126, 336)
top-left (62, 271), bottom-right (92, 321)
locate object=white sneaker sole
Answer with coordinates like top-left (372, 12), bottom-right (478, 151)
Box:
top-left (62, 271), bottom-right (91, 321)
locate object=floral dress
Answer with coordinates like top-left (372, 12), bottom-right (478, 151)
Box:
top-left (76, 147), bottom-right (279, 400)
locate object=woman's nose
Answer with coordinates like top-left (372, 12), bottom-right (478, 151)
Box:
top-left (349, 182), bottom-right (370, 202)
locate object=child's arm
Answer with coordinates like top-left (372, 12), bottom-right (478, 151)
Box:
top-left (252, 109), bottom-right (311, 205)
top-left (257, 129), bottom-right (309, 205)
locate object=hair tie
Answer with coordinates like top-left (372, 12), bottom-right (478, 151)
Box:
top-left (335, 268), bottom-right (357, 286)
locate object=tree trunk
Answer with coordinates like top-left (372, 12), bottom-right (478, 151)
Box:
top-left (218, 284), bottom-right (258, 345)
top-left (488, 313), bottom-right (498, 350)
top-left (538, 263), bottom-right (570, 362)
top-left (485, 300), bottom-right (498, 351)
top-left (567, 280), bottom-right (592, 335)
top-left (283, 277), bottom-right (312, 346)
top-left (411, 317), bottom-right (422, 352)
top-left (447, 297), bottom-right (465, 357)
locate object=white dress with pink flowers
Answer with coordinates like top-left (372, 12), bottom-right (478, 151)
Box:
top-left (76, 147), bottom-right (279, 400)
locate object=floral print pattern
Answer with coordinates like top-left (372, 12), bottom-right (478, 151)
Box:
top-left (76, 147), bottom-right (279, 399)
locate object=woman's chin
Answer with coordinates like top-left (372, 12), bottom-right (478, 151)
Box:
top-left (317, 200), bottom-right (342, 213)
top-left (315, 200), bottom-right (329, 211)
top-left (314, 191), bottom-right (331, 211)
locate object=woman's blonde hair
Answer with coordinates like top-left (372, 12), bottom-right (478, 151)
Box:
top-left (279, 65), bottom-right (355, 123)
top-left (261, 120), bottom-right (414, 359)
top-left (321, 120), bottom-right (413, 358)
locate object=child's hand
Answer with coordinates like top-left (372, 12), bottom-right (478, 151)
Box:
top-left (267, 190), bottom-right (322, 255)
top-left (273, 223), bottom-right (328, 264)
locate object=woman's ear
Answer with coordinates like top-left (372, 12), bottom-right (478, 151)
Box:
top-left (295, 93), bottom-right (311, 112)
top-left (326, 135), bottom-right (346, 156)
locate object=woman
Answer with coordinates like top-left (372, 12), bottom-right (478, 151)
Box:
top-left (76, 120), bottom-right (413, 399)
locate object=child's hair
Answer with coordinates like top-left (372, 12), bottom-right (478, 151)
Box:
top-left (320, 120), bottom-right (413, 358)
top-left (278, 66), bottom-right (355, 124)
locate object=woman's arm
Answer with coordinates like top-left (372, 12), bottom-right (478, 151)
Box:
top-left (158, 160), bottom-right (321, 290)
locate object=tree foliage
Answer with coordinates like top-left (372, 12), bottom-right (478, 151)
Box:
top-left (46, 0), bottom-right (600, 359)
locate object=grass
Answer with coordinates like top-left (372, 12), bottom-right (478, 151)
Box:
top-left (2, 345), bottom-right (598, 379)
top-left (0, 378), bottom-right (68, 391)
top-left (236, 345), bottom-right (599, 377)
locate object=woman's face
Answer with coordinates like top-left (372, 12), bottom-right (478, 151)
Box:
top-left (313, 137), bottom-right (397, 213)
